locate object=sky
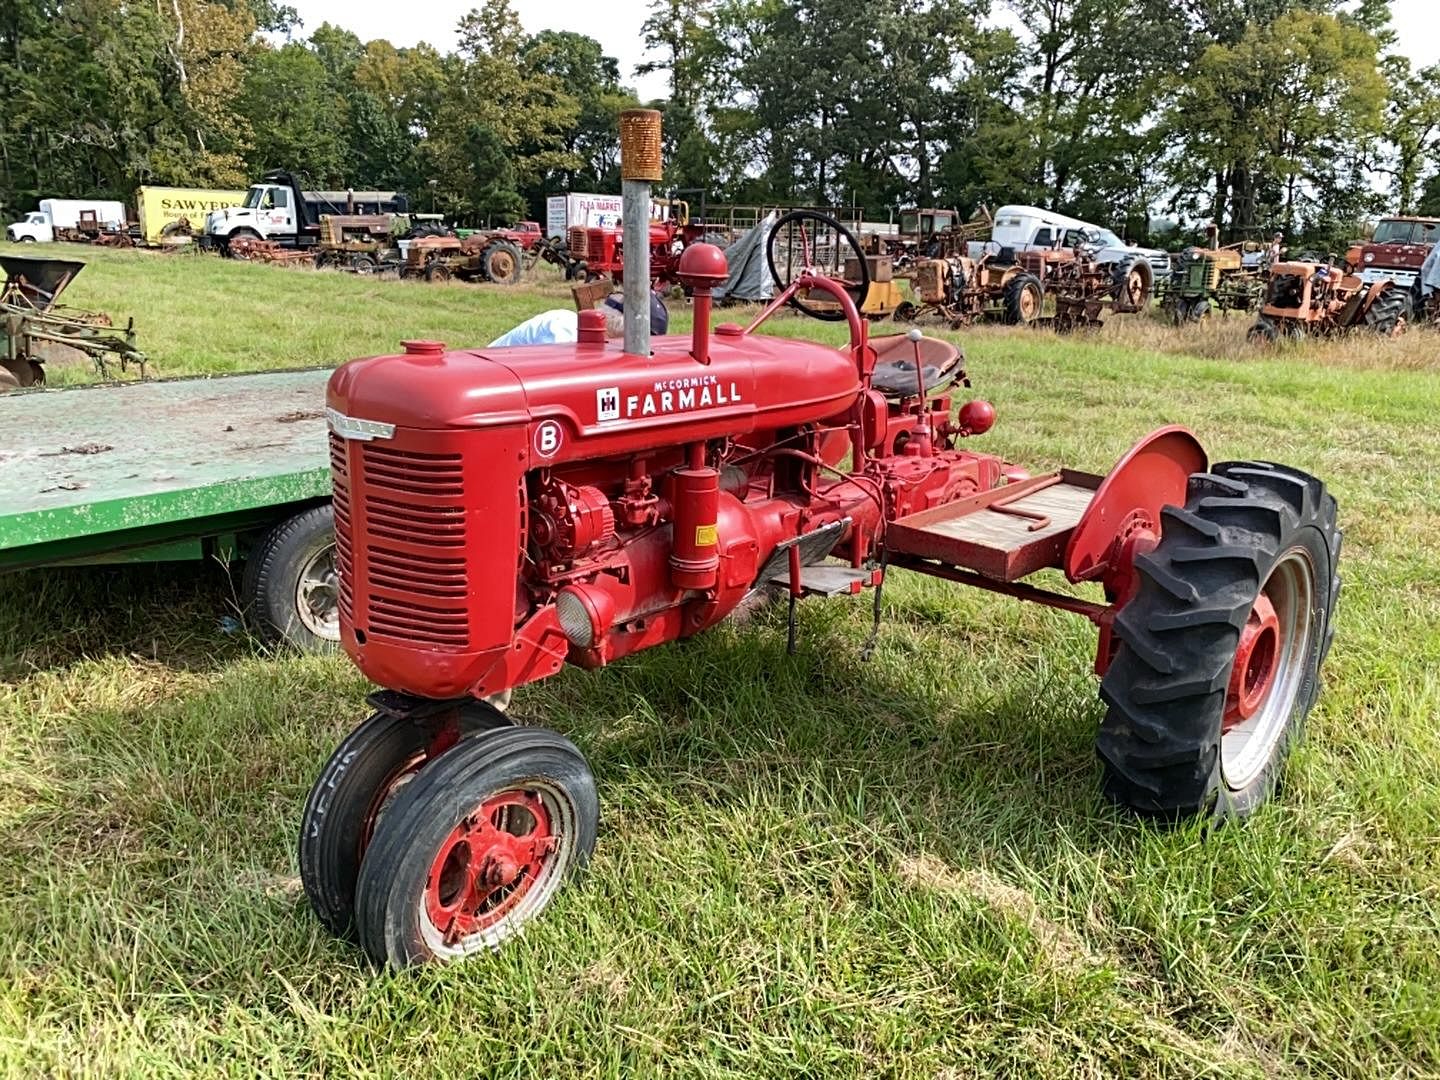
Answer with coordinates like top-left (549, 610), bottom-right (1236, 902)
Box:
top-left (287, 0), bottom-right (1440, 99)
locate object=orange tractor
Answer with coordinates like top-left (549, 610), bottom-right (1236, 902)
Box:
top-left (1248, 260), bottom-right (1408, 342)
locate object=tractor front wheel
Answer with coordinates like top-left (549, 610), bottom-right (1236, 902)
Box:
top-left (355, 726), bottom-right (598, 967)
top-left (299, 702), bottom-right (512, 939)
top-left (1096, 462), bottom-right (1339, 820)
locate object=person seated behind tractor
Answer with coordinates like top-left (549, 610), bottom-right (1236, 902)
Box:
top-left (488, 292), bottom-right (669, 347)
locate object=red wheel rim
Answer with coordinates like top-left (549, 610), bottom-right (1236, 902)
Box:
top-left (424, 789), bottom-right (557, 946)
top-left (1225, 591), bottom-right (1280, 728)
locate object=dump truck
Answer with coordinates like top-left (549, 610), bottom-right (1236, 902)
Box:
top-left (202, 172), bottom-right (409, 253)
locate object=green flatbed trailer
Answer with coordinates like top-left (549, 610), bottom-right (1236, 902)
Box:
top-left (0, 369), bottom-right (340, 649)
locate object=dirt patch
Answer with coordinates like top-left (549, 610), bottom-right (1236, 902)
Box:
top-left (898, 853), bottom-right (1099, 973)
top-left (39, 442), bottom-right (112, 456)
top-left (275, 409), bottom-right (324, 423)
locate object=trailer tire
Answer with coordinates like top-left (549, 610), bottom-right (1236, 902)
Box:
top-left (1096, 462), bottom-right (1339, 821)
top-left (355, 726), bottom-right (598, 967)
top-left (483, 241), bottom-right (523, 285)
top-left (1002, 273), bottom-right (1043, 325)
top-left (300, 702), bottom-right (512, 939)
top-left (243, 503), bottom-right (340, 651)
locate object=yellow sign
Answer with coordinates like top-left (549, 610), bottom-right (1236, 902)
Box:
top-left (695, 523), bottom-right (718, 546)
top-left (135, 186), bottom-right (247, 244)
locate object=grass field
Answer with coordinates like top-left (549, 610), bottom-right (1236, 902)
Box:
top-left (2, 242), bottom-right (1439, 1077)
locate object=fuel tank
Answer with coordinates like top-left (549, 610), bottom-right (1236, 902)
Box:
top-left (326, 331), bottom-right (862, 467)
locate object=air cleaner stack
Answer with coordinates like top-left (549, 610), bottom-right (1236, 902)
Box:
top-left (619, 108), bottom-right (662, 356)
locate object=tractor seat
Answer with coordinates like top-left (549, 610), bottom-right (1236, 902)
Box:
top-left (870, 333), bottom-right (965, 398)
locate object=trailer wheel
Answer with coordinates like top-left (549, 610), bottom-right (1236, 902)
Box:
top-left (1096, 462), bottom-right (1339, 821)
top-left (355, 726), bottom-right (598, 967)
top-left (300, 702), bottom-right (512, 939)
top-left (1002, 273), bottom-right (1043, 325)
top-left (483, 241), bottom-right (523, 285)
top-left (243, 503), bottom-right (339, 651)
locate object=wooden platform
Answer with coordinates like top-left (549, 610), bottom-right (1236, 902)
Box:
top-left (0, 370), bottom-right (332, 555)
top-left (886, 471), bottom-right (1100, 580)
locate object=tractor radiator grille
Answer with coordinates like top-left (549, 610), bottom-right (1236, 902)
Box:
top-left (354, 443), bottom-right (471, 648)
top-left (329, 434), bottom-right (354, 622)
top-left (567, 225), bottom-right (587, 257)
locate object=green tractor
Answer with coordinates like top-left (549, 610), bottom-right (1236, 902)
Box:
top-left (1158, 242), bottom-right (1267, 324)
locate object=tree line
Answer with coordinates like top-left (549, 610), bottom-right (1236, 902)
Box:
top-left (1, 0), bottom-right (1436, 250)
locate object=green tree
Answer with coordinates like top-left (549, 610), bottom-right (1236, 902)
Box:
top-left (1382, 60), bottom-right (1440, 214)
top-left (239, 42), bottom-right (349, 182)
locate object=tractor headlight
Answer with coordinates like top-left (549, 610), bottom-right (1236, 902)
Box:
top-left (556, 586), bottom-right (603, 649)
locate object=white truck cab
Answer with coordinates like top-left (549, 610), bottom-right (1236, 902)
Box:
top-left (990, 204), bottom-right (1171, 284)
top-left (6, 211), bottom-right (51, 242)
top-left (204, 182), bottom-right (297, 247)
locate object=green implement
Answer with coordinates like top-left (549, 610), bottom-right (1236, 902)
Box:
top-left (0, 369), bottom-right (340, 648)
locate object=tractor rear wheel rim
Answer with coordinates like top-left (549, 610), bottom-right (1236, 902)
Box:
top-left (296, 544), bottom-right (340, 639)
top-left (1220, 548), bottom-right (1316, 791)
top-left (1020, 286), bottom-right (1039, 321)
top-left (420, 782), bottom-right (569, 956)
top-left (492, 251), bottom-right (515, 280)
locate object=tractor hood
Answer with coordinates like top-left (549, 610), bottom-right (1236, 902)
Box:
top-left (327, 331), bottom-right (862, 468)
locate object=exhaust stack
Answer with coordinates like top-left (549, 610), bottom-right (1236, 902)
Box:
top-left (619, 109), bottom-right (663, 356)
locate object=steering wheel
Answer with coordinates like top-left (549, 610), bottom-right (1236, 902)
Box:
top-left (765, 210), bottom-right (870, 322)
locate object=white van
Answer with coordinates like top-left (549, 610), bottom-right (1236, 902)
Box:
top-left (989, 204), bottom-right (1171, 285)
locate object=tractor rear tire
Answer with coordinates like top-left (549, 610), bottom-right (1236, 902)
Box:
top-left (1362, 288), bottom-right (1407, 336)
top-left (1096, 462), bottom-right (1339, 821)
top-left (299, 703), bottom-right (512, 940)
top-left (1002, 273), bottom-right (1043, 325)
top-left (243, 503), bottom-right (339, 651)
top-left (1112, 257), bottom-right (1154, 311)
top-left (355, 726), bottom-right (599, 967)
top-left (483, 241), bottom-right (524, 285)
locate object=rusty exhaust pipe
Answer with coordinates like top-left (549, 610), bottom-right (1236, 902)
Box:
top-left (619, 109), bottom-right (662, 357)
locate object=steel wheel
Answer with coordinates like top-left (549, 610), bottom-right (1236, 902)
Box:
top-left (299, 702), bottom-right (510, 938)
top-left (295, 543), bottom-right (340, 639)
top-left (1220, 549), bottom-right (1317, 792)
top-left (355, 727), bottom-right (598, 966)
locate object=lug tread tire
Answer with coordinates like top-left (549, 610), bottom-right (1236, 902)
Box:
top-left (1002, 273), bottom-right (1043, 325)
top-left (1363, 289), bottom-right (1406, 335)
top-left (299, 703), bottom-right (510, 939)
top-left (242, 503), bottom-right (336, 651)
top-left (355, 726), bottom-right (598, 968)
top-left (1096, 462), bottom-right (1339, 820)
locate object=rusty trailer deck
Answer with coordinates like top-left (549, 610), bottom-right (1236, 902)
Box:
top-left (0, 369), bottom-right (333, 570)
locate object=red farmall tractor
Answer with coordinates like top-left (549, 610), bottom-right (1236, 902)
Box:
top-left (307, 113), bottom-right (1341, 967)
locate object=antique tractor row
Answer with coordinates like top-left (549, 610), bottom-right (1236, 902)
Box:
top-left (893, 242), bottom-right (1152, 331)
top-left (304, 114), bottom-right (1342, 971)
top-left (1248, 260), bottom-right (1408, 342)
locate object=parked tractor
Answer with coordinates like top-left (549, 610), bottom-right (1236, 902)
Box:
top-left (894, 249), bottom-right (1045, 327)
top-left (1158, 238), bottom-right (1266, 323)
top-left (314, 214), bottom-right (403, 274)
top-left (304, 113), bottom-right (1342, 969)
top-left (1248, 260), bottom-right (1407, 342)
top-left (1044, 240), bottom-right (1154, 331)
top-left (1, 255), bottom-right (146, 389)
top-left (399, 232), bottom-right (525, 285)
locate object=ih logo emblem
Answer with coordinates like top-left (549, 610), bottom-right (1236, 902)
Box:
top-left (596, 386), bottom-right (621, 423)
